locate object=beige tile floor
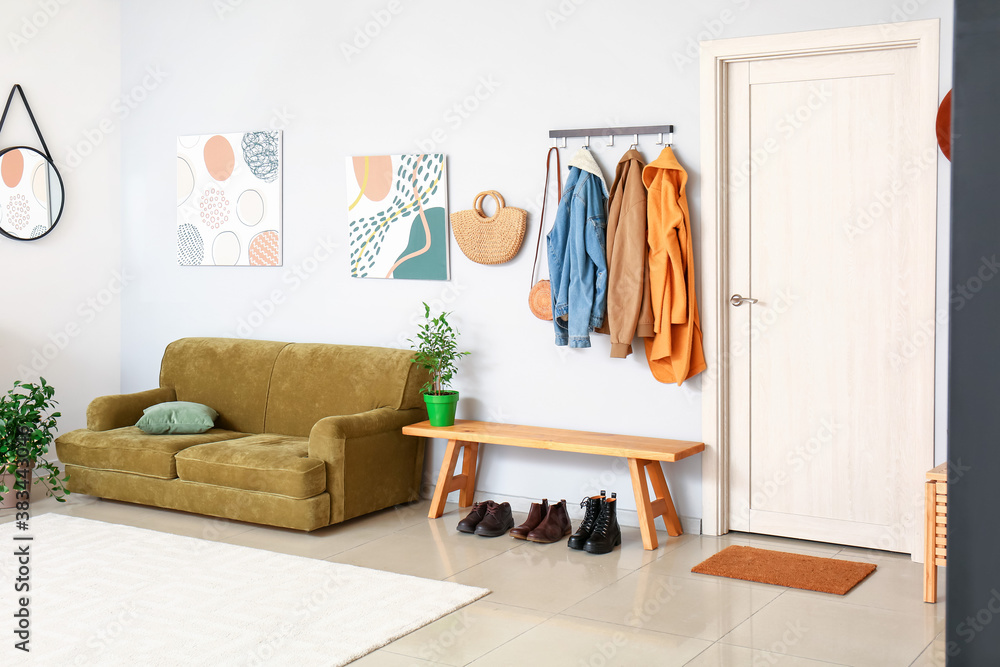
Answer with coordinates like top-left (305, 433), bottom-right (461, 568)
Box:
top-left (2, 494), bottom-right (946, 666)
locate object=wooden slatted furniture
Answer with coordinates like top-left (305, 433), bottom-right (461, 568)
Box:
top-left (924, 463), bottom-right (947, 603)
top-left (401, 419), bottom-right (705, 551)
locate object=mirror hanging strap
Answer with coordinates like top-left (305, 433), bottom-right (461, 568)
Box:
top-left (0, 84), bottom-right (53, 161)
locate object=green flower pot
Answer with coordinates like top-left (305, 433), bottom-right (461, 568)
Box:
top-left (423, 391), bottom-right (460, 427)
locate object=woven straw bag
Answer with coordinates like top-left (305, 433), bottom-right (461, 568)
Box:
top-left (451, 191), bottom-right (526, 265)
top-left (528, 148), bottom-right (562, 320)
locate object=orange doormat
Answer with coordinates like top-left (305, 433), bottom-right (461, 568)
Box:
top-left (691, 545), bottom-right (877, 595)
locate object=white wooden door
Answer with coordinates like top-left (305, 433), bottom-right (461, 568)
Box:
top-left (726, 44), bottom-right (937, 554)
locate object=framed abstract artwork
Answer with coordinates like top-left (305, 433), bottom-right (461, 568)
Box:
top-left (177, 130), bottom-right (282, 266)
top-left (346, 153), bottom-right (449, 280)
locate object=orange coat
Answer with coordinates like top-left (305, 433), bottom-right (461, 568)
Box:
top-left (642, 148), bottom-right (706, 385)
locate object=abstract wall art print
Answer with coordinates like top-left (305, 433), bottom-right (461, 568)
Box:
top-left (177, 131), bottom-right (282, 266)
top-left (346, 153), bottom-right (449, 280)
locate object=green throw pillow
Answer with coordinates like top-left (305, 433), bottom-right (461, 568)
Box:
top-left (136, 401), bottom-right (219, 435)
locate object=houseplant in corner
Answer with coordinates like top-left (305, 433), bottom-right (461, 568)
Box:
top-left (409, 302), bottom-right (470, 427)
top-left (0, 377), bottom-right (70, 508)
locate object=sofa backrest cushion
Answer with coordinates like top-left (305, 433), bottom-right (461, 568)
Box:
top-left (263, 343), bottom-right (428, 437)
top-left (160, 337), bottom-right (289, 434)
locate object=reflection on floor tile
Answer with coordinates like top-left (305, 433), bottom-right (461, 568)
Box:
top-left (684, 642), bottom-right (848, 666)
top-left (466, 615), bottom-right (710, 666)
top-left (350, 649), bottom-right (440, 666)
top-left (721, 591), bottom-right (941, 666)
top-left (565, 568), bottom-right (781, 641)
top-left (446, 541), bottom-right (633, 613)
top-left (909, 632), bottom-right (946, 667)
top-left (327, 518), bottom-right (521, 580)
top-left (785, 549), bottom-right (946, 619)
top-left (385, 600), bottom-right (550, 666)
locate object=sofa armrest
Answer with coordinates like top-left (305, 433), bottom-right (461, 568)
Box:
top-left (308, 407), bottom-right (425, 447)
top-left (86, 387), bottom-right (177, 432)
top-left (308, 406), bottom-right (427, 524)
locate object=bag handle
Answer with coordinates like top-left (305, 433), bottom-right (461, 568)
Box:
top-left (0, 84), bottom-right (53, 161)
top-left (473, 191), bottom-right (505, 219)
top-left (530, 148), bottom-right (562, 288)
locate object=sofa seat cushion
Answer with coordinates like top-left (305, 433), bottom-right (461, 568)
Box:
top-left (56, 427), bottom-right (248, 479)
top-left (174, 435), bottom-right (326, 499)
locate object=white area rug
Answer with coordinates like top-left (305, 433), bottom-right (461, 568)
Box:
top-left (0, 514), bottom-right (488, 665)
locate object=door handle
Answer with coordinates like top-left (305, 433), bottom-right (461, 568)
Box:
top-left (730, 294), bottom-right (759, 307)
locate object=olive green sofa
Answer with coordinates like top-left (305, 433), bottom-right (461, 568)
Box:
top-left (55, 337), bottom-right (429, 530)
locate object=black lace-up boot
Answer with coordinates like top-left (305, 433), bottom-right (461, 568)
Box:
top-left (567, 490), bottom-right (605, 550)
top-left (583, 492), bottom-right (621, 554)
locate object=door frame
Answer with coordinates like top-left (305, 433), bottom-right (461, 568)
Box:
top-left (698, 20), bottom-right (940, 537)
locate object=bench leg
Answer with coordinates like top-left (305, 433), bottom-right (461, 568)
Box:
top-left (459, 442), bottom-right (479, 507)
top-left (428, 439), bottom-right (479, 519)
top-left (628, 458), bottom-right (658, 550)
top-left (647, 460), bottom-right (683, 537)
top-left (628, 458), bottom-right (685, 551)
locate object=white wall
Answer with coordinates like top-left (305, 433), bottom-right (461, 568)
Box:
top-left (119, 0), bottom-right (953, 527)
top-left (0, 0), bottom-right (121, 435)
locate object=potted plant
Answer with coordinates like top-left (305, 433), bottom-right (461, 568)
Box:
top-left (409, 302), bottom-right (470, 427)
top-left (0, 378), bottom-right (70, 508)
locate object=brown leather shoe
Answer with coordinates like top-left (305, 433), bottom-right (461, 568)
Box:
top-left (527, 499), bottom-right (572, 543)
top-left (510, 499), bottom-right (548, 540)
top-left (474, 501), bottom-right (515, 537)
top-left (457, 501), bottom-right (491, 533)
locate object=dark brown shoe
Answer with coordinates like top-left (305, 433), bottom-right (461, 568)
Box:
top-left (510, 499), bottom-right (548, 540)
top-left (474, 501), bottom-right (514, 537)
top-left (527, 499), bottom-right (572, 543)
top-left (457, 501), bottom-right (491, 533)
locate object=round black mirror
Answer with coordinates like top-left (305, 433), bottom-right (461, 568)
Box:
top-left (0, 146), bottom-right (64, 241)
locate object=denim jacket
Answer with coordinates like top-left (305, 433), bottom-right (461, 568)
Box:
top-left (547, 148), bottom-right (609, 347)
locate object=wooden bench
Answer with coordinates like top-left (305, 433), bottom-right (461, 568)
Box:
top-left (401, 419), bottom-right (705, 550)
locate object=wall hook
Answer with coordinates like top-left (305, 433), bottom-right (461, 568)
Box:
top-left (606, 134), bottom-right (614, 148)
